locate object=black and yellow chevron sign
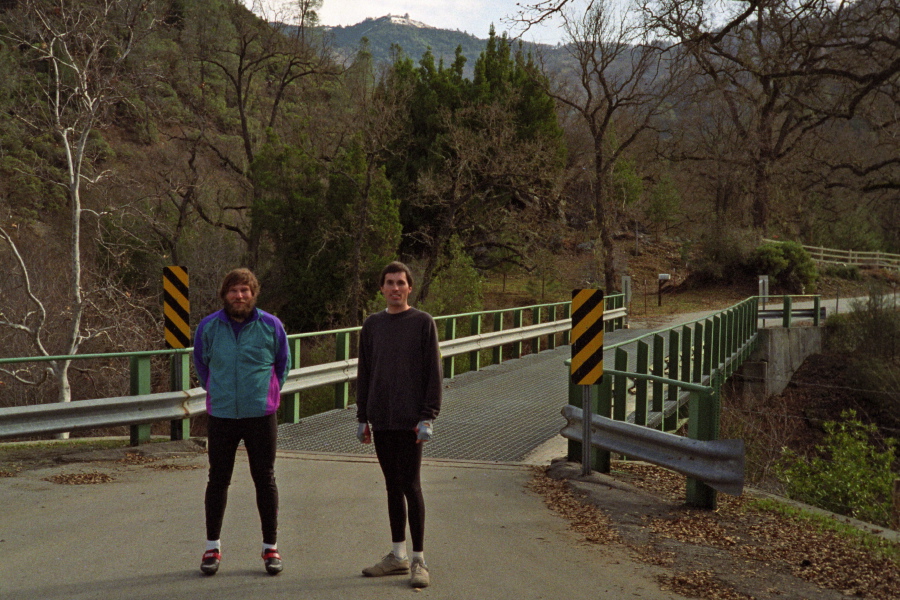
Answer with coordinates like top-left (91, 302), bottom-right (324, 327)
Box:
top-left (163, 266), bottom-right (190, 349)
top-left (570, 289), bottom-right (604, 385)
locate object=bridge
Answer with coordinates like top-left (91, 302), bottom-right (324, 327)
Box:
top-left (0, 295), bottom-right (841, 600)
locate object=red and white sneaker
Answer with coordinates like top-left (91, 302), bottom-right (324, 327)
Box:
top-left (200, 548), bottom-right (221, 575)
top-left (262, 548), bottom-right (283, 575)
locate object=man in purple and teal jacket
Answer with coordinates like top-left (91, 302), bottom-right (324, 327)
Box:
top-left (193, 268), bottom-right (290, 577)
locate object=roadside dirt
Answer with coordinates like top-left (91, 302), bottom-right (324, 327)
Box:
top-left (532, 459), bottom-right (899, 600)
top-left (0, 438), bottom-right (207, 480)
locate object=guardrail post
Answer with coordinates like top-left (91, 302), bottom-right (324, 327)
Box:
top-left (547, 306), bottom-right (557, 350)
top-left (532, 306), bottom-right (542, 354)
top-left (335, 331), bottom-right (350, 409)
top-left (130, 356), bottom-right (152, 446)
top-left (444, 318), bottom-right (457, 378)
top-left (512, 309), bottom-right (523, 359)
top-left (782, 295), bottom-right (792, 328)
top-left (169, 353), bottom-right (191, 440)
top-left (492, 312), bottom-right (504, 365)
top-left (562, 303), bottom-right (571, 345)
top-left (469, 314), bottom-right (482, 372)
top-left (686, 384), bottom-right (720, 509)
top-left (280, 338), bottom-right (302, 424)
top-left (813, 296), bottom-right (821, 326)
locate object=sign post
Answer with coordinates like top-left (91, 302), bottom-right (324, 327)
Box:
top-left (163, 266), bottom-right (191, 440)
top-left (570, 289), bottom-right (604, 476)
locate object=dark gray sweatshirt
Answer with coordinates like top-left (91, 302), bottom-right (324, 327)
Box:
top-left (356, 307), bottom-right (443, 431)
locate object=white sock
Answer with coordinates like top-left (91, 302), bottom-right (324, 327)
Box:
top-left (206, 540), bottom-right (221, 551)
top-left (263, 543), bottom-right (277, 553)
top-left (411, 551), bottom-right (425, 563)
top-left (392, 541), bottom-right (407, 559)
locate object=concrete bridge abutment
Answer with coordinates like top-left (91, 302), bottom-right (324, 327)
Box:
top-left (734, 326), bottom-right (825, 401)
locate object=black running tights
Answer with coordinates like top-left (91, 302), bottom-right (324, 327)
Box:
top-left (373, 429), bottom-right (425, 552)
top-left (205, 413), bottom-right (279, 545)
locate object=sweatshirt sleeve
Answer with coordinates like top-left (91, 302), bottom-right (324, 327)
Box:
top-left (420, 316), bottom-right (443, 422)
top-left (274, 321), bottom-right (291, 387)
top-left (355, 322), bottom-right (371, 423)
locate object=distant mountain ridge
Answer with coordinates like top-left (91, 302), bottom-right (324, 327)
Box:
top-left (322, 14), bottom-right (551, 74)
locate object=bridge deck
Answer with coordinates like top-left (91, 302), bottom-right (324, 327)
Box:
top-left (278, 329), bottom-right (649, 462)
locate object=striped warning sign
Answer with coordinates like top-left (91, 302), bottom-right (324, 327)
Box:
top-left (163, 266), bottom-right (190, 349)
top-left (570, 289), bottom-right (604, 385)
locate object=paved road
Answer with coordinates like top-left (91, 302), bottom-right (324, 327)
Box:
top-left (0, 444), bottom-right (676, 600)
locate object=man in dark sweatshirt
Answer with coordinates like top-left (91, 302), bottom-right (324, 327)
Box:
top-left (355, 261), bottom-right (442, 589)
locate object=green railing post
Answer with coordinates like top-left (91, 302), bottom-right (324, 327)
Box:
top-left (813, 295), bottom-right (821, 326)
top-left (547, 306), bottom-right (557, 350)
top-left (681, 325), bottom-right (692, 383)
top-left (652, 334), bottom-right (665, 425)
top-left (169, 353), bottom-right (191, 440)
top-left (562, 303), bottom-right (571, 346)
top-left (512, 309), bottom-right (523, 359)
top-left (635, 341), bottom-right (649, 426)
top-left (280, 338), bottom-right (302, 424)
top-left (703, 320), bottom-right (713, 378)
top-left (782, 295), bottom-right (792, 328)
top-left (335, 331), bottom-right (350, 409)
top-left (532, 306), bottom-right (542, 354)
top-left (444, 318), bottom-right (457, 378)
top-left (686, 385), bottom-right (719, 509)
top-left (666, 330), bottom-right (679, 431)
top-left (693, 321), bottom-right (704, 383)
top-left (492, 312), bottom-right (504, 365)
top-left (613, 348), bottom-right (628, 422)
top-left (130, 355), bottom-right (152, 446)
top-left (469, 314), bottom-right (482, 372)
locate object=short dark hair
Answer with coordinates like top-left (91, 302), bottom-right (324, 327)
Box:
top-left (380, 261), bottom-right (413, 287)
top-left (219, 268), bottom-right (260, 299)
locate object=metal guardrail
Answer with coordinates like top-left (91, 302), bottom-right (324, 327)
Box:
top-left (560, 405), bottom-right (745, 496)
top-left (0, 300), bottom-right (628, 442)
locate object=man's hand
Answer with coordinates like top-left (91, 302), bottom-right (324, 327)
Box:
top-left (415, 420), bottom-right (433, 443)
top-left (357, 422), bottom-right (371, 444)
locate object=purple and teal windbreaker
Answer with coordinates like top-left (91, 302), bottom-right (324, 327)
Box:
top-left (193, 308), bottom-right (290, 419)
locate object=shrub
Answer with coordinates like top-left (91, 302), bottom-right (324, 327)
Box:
top-left (774, 410), bottom-right (896, 527)
top-left (752, 241), bottom-right (818, 293)
top-left (690, 226), bottom-right (757, 284)
top-left (821, 264), bottom-right (862, 281)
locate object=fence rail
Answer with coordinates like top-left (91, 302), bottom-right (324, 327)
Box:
top-left (763, 238), bottom-right (900, 270)
top-left (0, 296), bottom-right (626, 442)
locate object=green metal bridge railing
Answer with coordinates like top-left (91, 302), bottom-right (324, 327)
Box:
top-left (0, 295), bottom-right (626, 444)
top-left (566, 294), bottom-right (823, 508)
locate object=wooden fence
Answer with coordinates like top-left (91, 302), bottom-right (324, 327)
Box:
top-left (762, 239), bottom-right (900, 270)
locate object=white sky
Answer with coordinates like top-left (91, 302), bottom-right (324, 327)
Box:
top-left (248, 0), bottom-right (569, 46)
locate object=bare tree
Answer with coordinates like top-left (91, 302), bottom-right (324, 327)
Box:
top-left (0, 0), bottom-right (159, 409)
top-left (182, 0), bottom-right (337, 267)
top-left (642, 0), bottom-right (900, 234)
top-left (543, 0), bottom-right (687, 291)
